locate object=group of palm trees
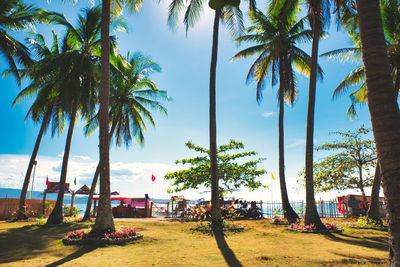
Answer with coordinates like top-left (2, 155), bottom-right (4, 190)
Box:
top-left (2, 0), bottom-right (400, 265)
top-left (1, 2), bottom-right (167, 227)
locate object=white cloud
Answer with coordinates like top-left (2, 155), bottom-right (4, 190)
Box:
top-left (0, 154), bottom-right (179, 199)
top-left (72, 155), bottom-right (91, 161)
top-left (286, 138), bottom-right (306, 148)
top-left (262, 112), bottom-right (275, 118)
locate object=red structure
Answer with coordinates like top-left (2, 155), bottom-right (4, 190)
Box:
top-left (92, 195), bottom-right (152, 218)
top-left (337, 194), bottom-right (385, 217)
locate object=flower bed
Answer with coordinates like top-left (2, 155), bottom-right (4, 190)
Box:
top-left (287, 219), bottom-right (343, 233)
top-left (63, 227), bottom-right (143, 246)
top-left (190, 221), bottom-right (245, 235)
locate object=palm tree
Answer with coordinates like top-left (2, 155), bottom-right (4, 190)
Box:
top-left (13, 32), bottom-right (65, 220)
top-left (232, 2), bottom-right (320, 223)
top-left (320, 0), bottom-right (400, 224)
top-left (93, 0), bottom-right (143, 236)
top-left (167, 0), bottom-right (243, 230)
top-left (82, 52), bottom-right (168, 221)
top-left (302, 0), bottom-right (337, 230)
top-left (353, 0), bottom-right (400, 264)
top-left (0, 0), bottom-right (44, 81)
top-left (321, 0), bottom-right (399, 119)
top-left (46, 7), bottom-right (104, 224)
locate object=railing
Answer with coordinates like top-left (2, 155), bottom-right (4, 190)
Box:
top-left (152, 199), bottom-right (344, 218)
top-left (259, 199), bottom-right (343, 218)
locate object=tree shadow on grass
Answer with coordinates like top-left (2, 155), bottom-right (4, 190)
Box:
top-left (312, 251), bottom-right (387, 266)
top-left (212, 229), bottom-right (243, 267)
top-left (323, 232), bottom-right (388, 252)
top-left (44, 246), bottom-right (97, 267)
top-left (0, 223), bottom-right (88, 264)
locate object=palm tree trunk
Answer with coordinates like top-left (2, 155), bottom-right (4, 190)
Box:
top-left (394, 71), bottom-right (399, 101)
top-left (304, 0), bottom-right (325, 230)
top-left (210, 9), bottom-right (222, 230)
top-left (82, 122), bottom-right (117, 222)
top-left (46, 100), bottom-right (78, 225)
top-left (278, 60), bottom-right (298, 224)
top-left (82, 164), bottom-right (100, 221)
top-left (16, 109), bottom-right (51, 220)
top-left (93, 0), bottom-right (115, 235)
top-left (367, 161), bottom-right (382, 224)
top-left (355, 0), bottom-right (400, 265)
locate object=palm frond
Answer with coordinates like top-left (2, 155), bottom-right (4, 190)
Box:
top-left (332, 66), bottom-right (364, 99)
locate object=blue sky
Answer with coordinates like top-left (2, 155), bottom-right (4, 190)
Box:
top-left (0, 0), bottom-right (374, 201)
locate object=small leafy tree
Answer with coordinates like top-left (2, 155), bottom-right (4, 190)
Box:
top-left (164, 140), bottom-right (266, 196)
top-left (300, 127), bottom-right (376, 205)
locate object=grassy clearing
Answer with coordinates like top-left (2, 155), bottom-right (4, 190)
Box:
top-left (0, 218), bottom-right (389, 266)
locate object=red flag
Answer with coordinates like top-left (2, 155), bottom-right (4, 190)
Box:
top-left (151, 174), bottom-right (156, 182)
top-left (46, 177), bottom-right (49, 186)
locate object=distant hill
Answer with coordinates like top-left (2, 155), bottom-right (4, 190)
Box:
top-left (0, 188), bottom-right (172, 204)
top-left (0, 187), bottom-right (89, 204)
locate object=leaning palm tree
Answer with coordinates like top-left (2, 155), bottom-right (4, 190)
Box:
top-left (320, 0), bottom-right (400, 224)
top-left (167, 0), bottom-right (244, 230)
top-left (0, 0), bottom-right (45, 82)
top-left (352, 0), bottom-right (400, 264)
top-left (82, 52), bottom-right (168, 222)
top-left (232, 2), bottom-right (321, 223)
top-left (12, 32), bottom-right (65, 220)
top-left (46, 7), bottom-right (104, 224)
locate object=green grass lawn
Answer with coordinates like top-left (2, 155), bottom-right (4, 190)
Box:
top-left (0, 218), bottom-right (388, 266)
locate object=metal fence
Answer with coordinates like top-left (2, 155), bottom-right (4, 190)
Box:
top-left (260, 199), bottom-right (342, 218)
top-left (152, 199), bottom-right (343, 218)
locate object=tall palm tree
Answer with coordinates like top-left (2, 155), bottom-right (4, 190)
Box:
top-left (82, 52), bottom-right (168, 221)
top-left (13, 32), bottom-right (65, 220)
top-left (0, 0), bottom-right (43, 82)
top-left (46, 7), bottom-right (104, 224)
top-left (94, 0), bottom-right (143, 236)
top-left (337, 0), bottom-right (400, 263)
top-left (321, 0), bottom-right (400, 224)
top-left (167, 0), bottom-right (243, 230)
top-left (302, 0), bottom-right (336, 230)
top-left (232, 2), bottom-right (320, 223)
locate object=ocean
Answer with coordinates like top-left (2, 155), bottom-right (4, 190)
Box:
top-left (0, 188), bottom-right (342, 218)
top-left (0, 187), bottom-right (171, 216)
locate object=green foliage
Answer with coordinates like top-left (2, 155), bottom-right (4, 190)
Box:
top-left (354, 216), bottom-right (385, 229)
top-left (0, 0), bottom-right (47, 82)
top-left (84, 52), bottom-right (169, 147)
top-left (64, 206), bottom-right (79, 217)
top-left (321, 0), bottom-right (400, 119)
top-left (164, 140), bottom-right (266, 194)
top-left (299, 126), bottom-right (376, 193)
top-left (43, 201), bottom-right (53, 213)
top-left (232, 3), bottom-right (322, 105)
top-left (188, 203), bottom-right (239, 221)
top-left (167, 0), bottom-right (244, 38)
top-left (190, 220), bottom-right (244, 235)
top-left (208, 0), bottom-right (240, 11)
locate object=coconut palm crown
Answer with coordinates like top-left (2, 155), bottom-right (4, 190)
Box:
top-left (232, 2), bottom-right (322, 223)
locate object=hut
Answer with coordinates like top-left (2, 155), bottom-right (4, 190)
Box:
top-left (93, 194), bottom-right (152, 218)
top-left (337, 194), bottom-right (385, 217)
